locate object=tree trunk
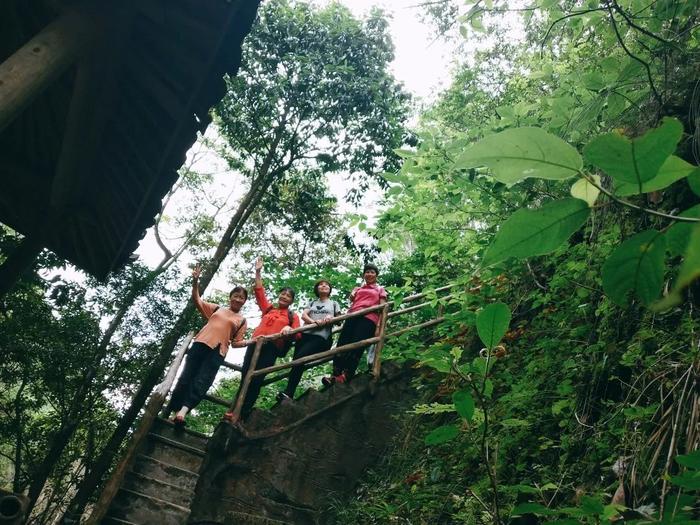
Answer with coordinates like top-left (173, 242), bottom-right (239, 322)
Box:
top-left (61, 125), bottom-right (285, 522)
top-left (26, 160), bottom-right (231, 516)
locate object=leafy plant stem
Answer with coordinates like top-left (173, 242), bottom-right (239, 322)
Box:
top-left (581, 173), bottom-right (700, 222)
top-left (452, 357), bottom-right (503, 524)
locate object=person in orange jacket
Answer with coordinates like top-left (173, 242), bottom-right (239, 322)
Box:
top-left (167, 265), bottom-right (248, 426)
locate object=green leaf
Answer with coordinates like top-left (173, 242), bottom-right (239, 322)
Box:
top-left (511, 502), bottom-right (558, 516)
top-left (501, 418), bottom-right (530, 428)
top-left (614, 156), bottom-right (698, 196)
top-left (424, 424), bottom-right (459, 445)
top-left (453, 390), bottom-right (475, 421)
top-left (455, 127), bottom-right (582, 185)
top-left (570, 175), bottom-right (600, 206)
top-left (675, 449), bottom-right (700, 470)
top-left (483, 198), bottom-right (590, 266)
top-left (583, 117), bottom-right (683, 187)
top-left (582, 72), bottom-right (605, 91)
top-left (602, 230), bottom-right (666, 306)
top-left (669, 472), bottom-right (700, 489)
top-left (476, 302), bottom-right (511, 349)
top-left (511, 484), bottom-right (540, 494)
top-left (580, 496), bottom-right (604, 516)
top-left (689, 169), bottom-right (700, 196)
top-left (665, 205), bottom-right (700, 257)
top-left (655, 224), bottom-right (700, 310)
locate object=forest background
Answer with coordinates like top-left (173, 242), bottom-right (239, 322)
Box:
top-left (1, 0), bottom-right (699, 523)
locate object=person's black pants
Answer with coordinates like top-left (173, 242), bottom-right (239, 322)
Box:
top-left (236, 341), bottom-right (279, 416)
top-left (332, 316), bottom-right (376, 379)
top-left (283, 333), bottom-right (331, 397)
top-left (167, 342), bottom-right (223, 413)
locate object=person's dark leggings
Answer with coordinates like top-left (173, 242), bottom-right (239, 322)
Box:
top-left (236, 341), bottom-right (279, 417)
top-left (283, 333), bottom-right (331, 397)
top-left (166, 341), bottom-right (224, 413)
top-left (332, 316), bottom-right (376, 379)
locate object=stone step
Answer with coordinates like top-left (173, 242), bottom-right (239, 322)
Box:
top-left (101, 515), bottom-right (139, 525)
top-left (123, 470), bottom-right (194, 506)
top-left (140, 434), bottom-right (204, 473)
top-left (110, 488), bottom-right (189, 525)
top-left (151, 417), bottom-right (209, 450)
top-left (131, 455), bottom-right (199, 490)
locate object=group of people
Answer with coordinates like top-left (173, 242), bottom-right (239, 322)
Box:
top-left (164, 257), bottom-right (387, 425)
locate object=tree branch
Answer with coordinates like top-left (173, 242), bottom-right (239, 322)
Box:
top-left (605, 2), bottom-right (663, 106)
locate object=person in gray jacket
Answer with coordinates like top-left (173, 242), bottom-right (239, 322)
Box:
top-left (276, 279), bottom-right (340, 401)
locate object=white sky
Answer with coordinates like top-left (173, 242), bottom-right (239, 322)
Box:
top-left (341, 0), bottom-right (453, 101)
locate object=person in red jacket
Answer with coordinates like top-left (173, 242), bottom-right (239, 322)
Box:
top-left (236, 256), bottom-right (301, 419)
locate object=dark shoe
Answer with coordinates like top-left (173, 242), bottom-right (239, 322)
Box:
top-left (323, 372), bottom-right (347, 386)
top-left (276, 391), bottom-right (292, 403)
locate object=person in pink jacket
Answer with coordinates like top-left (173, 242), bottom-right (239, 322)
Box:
top-left (323, 263), bottom-right (387, 385)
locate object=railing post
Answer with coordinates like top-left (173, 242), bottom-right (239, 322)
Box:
top-left (228, 337), bottom-right (264, 423)
top-left (371, 303), bottom-right (390, 379)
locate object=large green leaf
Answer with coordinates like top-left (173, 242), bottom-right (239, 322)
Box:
top-left (654, 224), bottom-right (700, 310)
top-left (455, 127), bottom-right (582, 185)
top-left (453, 389), bottom-right (475, 421)
top-left (483, 198), bottom-right (590, 266)
top-left (665, 205), bottom-right (700, 257)
top-left (689, 169), bottom-right (700, 197)
top-left (602, 230), bottom-right (666, 306)
top-left (424, 424), bottom-right (459, 445)
top-left (476, 302), bottom-right (511, 350)
top-left (614, 156), bottom-right (698, 196)
top-left (675, 449), bottom-right (700, 470)
top-left (583, 117), bottom-right (683, 187)
top-left (511, 503), bottom-right (558, 516)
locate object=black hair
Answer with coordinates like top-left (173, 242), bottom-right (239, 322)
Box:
top-left (229, 286), bottom-right (248, 300)
top-left (363, 263), bottom-right (379, 275)
top-left (279, 286), bottom-right (296, 301)
top-left (313, 279), bottom-right (333, 298)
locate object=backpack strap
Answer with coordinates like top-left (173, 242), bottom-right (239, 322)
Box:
top-left (232, 318), bottom-right (246, 339)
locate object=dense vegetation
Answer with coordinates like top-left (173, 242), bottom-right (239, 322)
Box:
top-left (1, 0), bottom-right (699, 523)
top-left (330, 0), bottom-right (700, 522)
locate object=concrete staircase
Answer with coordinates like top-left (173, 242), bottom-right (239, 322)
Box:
top-left (101, 418), bottom-right (207, 525)
top-left (97, 363), bottom-right (419, 524)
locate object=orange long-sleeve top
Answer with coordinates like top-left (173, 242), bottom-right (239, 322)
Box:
top-left (252, 286), bottom-right (301, 349)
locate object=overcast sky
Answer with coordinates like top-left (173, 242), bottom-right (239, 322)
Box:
top-left (337, 0), bottom-right (453, 101)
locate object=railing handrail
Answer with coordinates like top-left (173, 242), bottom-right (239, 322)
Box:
top-left (86, 331), bottom-right (195, 525)
top-left (224, 284), bottom-right (458, 422)
top-left (231, 284), bottom-right (460, 348)
top-left (231, 302), bottom-right (388, 348)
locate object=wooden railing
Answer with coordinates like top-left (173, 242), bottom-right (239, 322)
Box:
top-left (220, 283), bottom-right (458, 423)
top-left (85, 331), bottom-right (194, 525)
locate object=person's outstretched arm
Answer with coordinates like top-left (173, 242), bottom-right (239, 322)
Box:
top-left (191, 265), bottom-right (215, 318)
top-left (253, 256), bottom-right (272, 312)
top-left (254, 256), bottom-right (263, 289)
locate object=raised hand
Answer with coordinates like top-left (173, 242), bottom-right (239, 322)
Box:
top-left (255, 256), bottom-right (264, 272)
top-left (192, 264), bottom-right (202, 282)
